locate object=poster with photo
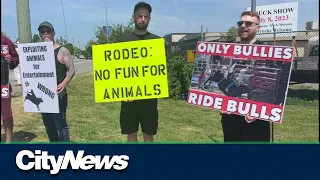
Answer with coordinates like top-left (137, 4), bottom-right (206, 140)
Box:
top-left (187, 41), bottom-right (294, 124)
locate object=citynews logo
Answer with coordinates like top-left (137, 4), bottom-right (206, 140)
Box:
top-left (16, 150), bottom-right (129, 175)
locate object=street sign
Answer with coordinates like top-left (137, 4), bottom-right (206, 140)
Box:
top-left (187, 50), bottom-right (196, 62)
top-left (103, 26), bottom-right (112, 37)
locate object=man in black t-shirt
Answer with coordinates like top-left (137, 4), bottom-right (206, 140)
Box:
top-left (118, 2), bottom-right (161, 142)
top-left (220, 11), bottom-right (271, 142)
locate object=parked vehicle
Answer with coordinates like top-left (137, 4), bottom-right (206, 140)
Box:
top-left (291, 36), bottom-right (319, 83)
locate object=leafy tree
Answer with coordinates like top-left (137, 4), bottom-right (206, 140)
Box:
top-left (86, 19), bottom-right (134, 57)
top-left (63, 43), bottom-right (74, 55)
top-left (32, 34), bottom-right (41, 42)
top-left (108, 20), bottom-right (134, 43)
top-left (81, 50), bottom-right (89, 57)
top-left (73, 46), bottom-right (81, 56)
top-left (1, 31), bottom-right (6, 36)
top-left (167, 55), bottom-right (194, 99)
top-left (93, 19), bottom-right (134, 44)
top-left (85, 39), bottom-right (97, 56)
top-left (224, 26), bottom-right (238, 42)
top-left (56, 36), bottom-right (68, 45)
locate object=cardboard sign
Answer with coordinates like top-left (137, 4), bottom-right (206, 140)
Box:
top-left (18, 42), bottom-right (59, 113)
top-left (92, 38), bottom-right (169, 103)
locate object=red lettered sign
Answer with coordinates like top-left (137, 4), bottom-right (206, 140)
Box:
top-left (187, 89), bottom-right (283, 123)
top-left (196, 42), bottom-right (294, 62)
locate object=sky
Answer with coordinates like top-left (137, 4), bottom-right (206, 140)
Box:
top-left (2, 0), bottom-right (319, 49)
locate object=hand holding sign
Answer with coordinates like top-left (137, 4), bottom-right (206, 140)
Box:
top-left (57, 82), bottom-right (66, 94)
top-left (4, 55), bottom-right (12, 63)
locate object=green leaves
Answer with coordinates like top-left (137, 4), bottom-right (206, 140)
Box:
top-left (167, 55), bottom-right (194, 99)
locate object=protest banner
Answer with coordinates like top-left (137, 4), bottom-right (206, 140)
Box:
top-left (1, 45), bottom-right (10, 98)
top-left (18, 42), bottom-right (59, 113)
top-left (187, 41), bottom-right (294, 123)
top-left (92, 38), bottom-right (168, 103)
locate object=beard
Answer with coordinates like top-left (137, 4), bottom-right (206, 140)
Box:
top-left (238, 31), bottom-right (256, 42)
top-left (42, 37), bottom-right (53, 42)
top-left (135, 21), bottom-right (148, 30)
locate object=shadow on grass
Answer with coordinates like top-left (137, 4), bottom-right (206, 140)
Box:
top-left (287, 88), bottom-right (319, 101)
top-left (1, 130), bottom-right (37, 142)
top-left (208, 136), bottom-right (220, 142)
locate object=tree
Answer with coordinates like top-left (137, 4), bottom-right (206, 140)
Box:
top-left (93, 19), bottom-right (134, 44)
top-left (32, 34), bottom-right (41, 42)
top-left (225, 26), bottom-right (238, 42)
top-left (73, 46), bottom-right (81, 56)
top-left (81, 50), bottom-right (89, 57)
top-left (63, 43), bottom-right (74, 55)
top-left (85, 39), bottom-right (97, 56)
top-left (167, 55), bottom-right (194, 99)
top-left (56, 36), bottom-right (68, 45)
top-left (1, 31), bottom-right (6, 36)
top-left (108, 20), bottom-right (134, 43)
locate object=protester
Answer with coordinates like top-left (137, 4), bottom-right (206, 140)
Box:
top-left (37, 21), bottom-right (75, 142)
top-left (1, 34), bottom-right (19, 142)
top-left (220, 11), bottom-right (271, 142)
top-left (118, 2), bottom-right (161, 142)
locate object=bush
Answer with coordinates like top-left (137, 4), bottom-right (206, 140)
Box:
top-left (167, 55), bottom-right (194, 99)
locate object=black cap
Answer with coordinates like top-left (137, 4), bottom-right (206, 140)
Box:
top-left (134, 1), bottom-right (152, 14)
top-left (38, 21), bottom-right (54, 31)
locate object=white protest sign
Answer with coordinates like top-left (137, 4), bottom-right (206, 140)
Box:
top-left (18, 41), bottom-right (59, 113)
top-left (247, 2), bottom-right (298, 37)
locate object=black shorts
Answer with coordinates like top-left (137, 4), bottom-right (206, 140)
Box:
top-left (120, 100), bottom-right (158, 135)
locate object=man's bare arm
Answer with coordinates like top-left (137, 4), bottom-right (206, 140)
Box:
top-left (58, 47), bottom-right (75, 85)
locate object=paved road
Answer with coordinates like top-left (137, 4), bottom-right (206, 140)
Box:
top-left (9, 59), bottom-right (93, 95)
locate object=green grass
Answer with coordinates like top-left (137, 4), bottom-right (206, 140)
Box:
top-left (2, 73), bottom-right (319, 143)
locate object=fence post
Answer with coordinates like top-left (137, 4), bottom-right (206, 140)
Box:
top-left (291, 36), bottom-right (299, 57)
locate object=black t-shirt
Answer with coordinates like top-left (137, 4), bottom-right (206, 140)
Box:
top-left (118, 31), bottom-right (160, 42)
top-left (118, 32), bottom-right (161, 110)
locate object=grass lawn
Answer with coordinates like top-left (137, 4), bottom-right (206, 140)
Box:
top-left (2, 73), bottom-right (319, 143)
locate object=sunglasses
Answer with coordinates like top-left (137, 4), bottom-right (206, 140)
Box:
top-left (40, 29), bottom-right (52, 34)
top-left (237, 21), bottom-right (259, 27)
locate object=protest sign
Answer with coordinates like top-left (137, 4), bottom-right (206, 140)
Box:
top-left (187, 42), bottom-right (294, 123)
top-left (92, 38), bottom-right (168, 103)
top-left (18, 42), bottom-right (59, 113)
top-left (1, 45), bottom-right (10, 98)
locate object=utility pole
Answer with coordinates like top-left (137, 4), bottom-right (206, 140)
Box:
top-left (101, 0), bottom-right (109, 43)
top-left (78, 41), bottom-right (81, 55)
top-left (251, 0), bottom-right (256, 12)
top-left (16, 0), bottom-right (32, 43)
top-left (200, 25), bottom-right (203, 41)
top-left (72, 38), bottom-right (75, 55)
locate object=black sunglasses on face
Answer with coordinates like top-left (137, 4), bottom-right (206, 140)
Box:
top-left (40, 29), bottom-right (52, 34)
top-left (237, 21), bottom-right (259, 27)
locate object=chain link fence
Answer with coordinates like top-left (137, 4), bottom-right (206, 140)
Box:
top-left (165, 30), bottom-right (319, 103)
